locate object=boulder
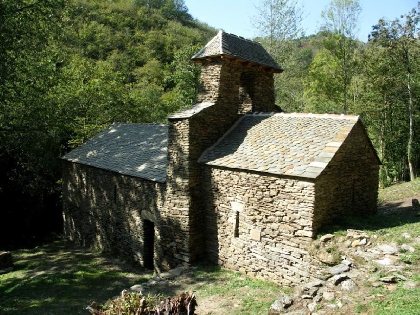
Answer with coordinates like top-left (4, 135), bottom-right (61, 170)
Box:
top-left (320, 234), bottom-right (335, 242)
top-left (268, 295), bottom-right (293, 314)
top-left (330, 274), bottom-right (349, 285)
top-left (376, 244), bottom-right (399, 255)
top-left (322, 290), bottom-right (335, 301)
top-left (346, 229), bottom-right (369, 239)
top-left (307, 301), bottom-right (317, 312)
top-left (317, 251), bottom-right (341, 266)
top-left (340, 279), bottom-right (357, 291)
top-left (328, 263), bottom-right (350, 276)
top-left (401, 244), bottom-right (415, 253)
top-left (375, 256), bottom-right (396, 266)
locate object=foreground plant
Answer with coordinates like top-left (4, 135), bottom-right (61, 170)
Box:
top-left (87, 290), bottom-right (197, 315)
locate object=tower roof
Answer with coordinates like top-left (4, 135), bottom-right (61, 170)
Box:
top-left (192, 30), bottom-right (282, 72)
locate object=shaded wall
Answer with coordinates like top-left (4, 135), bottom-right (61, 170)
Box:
top-left (62, 162), bottom-right (165, 268)
top-left (313, 122), bottom-right (380, 232)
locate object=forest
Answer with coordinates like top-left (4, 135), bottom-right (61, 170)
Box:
top-left (0, 0), bottom-right (419, 246)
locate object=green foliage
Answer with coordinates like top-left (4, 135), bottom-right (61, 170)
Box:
top-left (304, 47), bottom-right (343, 113)
top-left (0, 0), bottom-right (214, 245)
top-left (356, 5), bottom-right (420, 184)
top-left (299, 2), bottom-right (419, 185)
top-left (274, 39), bottom-right (313, 112)
top-left (93, 291), bottom-right (164, 314)
top-left (308, 0), bottom-right (362, 114)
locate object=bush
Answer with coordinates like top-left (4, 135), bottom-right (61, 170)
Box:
top-left (87, 290), bottom-right (197, 315)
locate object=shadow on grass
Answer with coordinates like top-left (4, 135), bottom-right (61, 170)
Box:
top-left (142, 263), bottom-right (281, 299)
top-left (1, 243), bottom-right (281, 315)
top-left (317, 203), bottom-right (420, 236)
top-left (0, 240), bottom-right (150, 315)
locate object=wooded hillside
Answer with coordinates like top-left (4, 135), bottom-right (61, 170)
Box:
top-left (0, 0), bottom-right (214, 247)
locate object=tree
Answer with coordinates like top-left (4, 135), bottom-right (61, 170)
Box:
top-left (355, 43), bottom-right (408, 185)
top-left (320, 0), bottom-right (361, 114)
top-left (253, 0), bottom-right (306, 112)
top-left (0, 0), bottom-right (66, 246)
top-left (304, 48), bottom-right (343, 113)
top-left (369, 4), bottom-right (420, 181)
top-left (275, 40), bottom-right (313, 112)
top-left (253, 0), bottom-right (303, 56)
top-left (0, 0), bottom-right (213, 246)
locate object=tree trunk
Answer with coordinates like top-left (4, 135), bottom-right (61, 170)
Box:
top-left (379, 100), bottom-right (388, 186)
top-left (407, 72), bottom-right (415, 181)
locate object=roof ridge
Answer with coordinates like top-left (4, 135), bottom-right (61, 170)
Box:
top-left (218, 30), bottom-right (223, 54)
top-left (111, 122), bottom-right (168, 127)
top-left (219, 30), bottom-right (257, 44)
top-left (272, 112), bottom-right (360, 121)
top-left (198, 115), bottom-right (247, 164)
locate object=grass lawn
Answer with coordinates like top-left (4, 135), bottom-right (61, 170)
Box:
top-left (378, 177), bottom-right (420, 202)
top-left (0, 241), bottom-right (151, 314)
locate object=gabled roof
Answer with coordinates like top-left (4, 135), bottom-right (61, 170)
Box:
top-left (199, 113), bottom-right (363, 179)
top-left (62, 124), bottom-right (168, 182)
top-left (192, 30), bottom-right (282, 72)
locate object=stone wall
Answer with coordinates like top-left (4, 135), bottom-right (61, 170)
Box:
top-left (62, 162), bottom-right (165, 268)
top-left (313, 122), bottom-right (379, 232)
top-left (202, 166), bottom-right (317, 284)
top-left (197, 61), bottom-right (223, 103)
top-left (159, 119), bottom-right (193, 266)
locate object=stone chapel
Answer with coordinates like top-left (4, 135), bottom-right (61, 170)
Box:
top-left (62, 30), bottom-right (380, 284)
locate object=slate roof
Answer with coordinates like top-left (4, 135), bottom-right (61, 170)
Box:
top-left (198, 113), bottom-right (360, 179)
top-left (168, 102), bottom-right (214, 120)
top-left (62, 124), bottom-right (168, 182)
top-left (192, 30), bottom-right (282, 72)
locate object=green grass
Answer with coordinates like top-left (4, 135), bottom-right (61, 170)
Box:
top-left (0, 241), bottom-right (150, 315)
top-left (378, 178), bottom-right (420, 202)
top-left (355, 274), bottom-right (420, 315)
top-left (318, 207), bottom-right (420, 244)
top-left (187, 266), bottom-right (284, 315)
top-left (0, 243), bottom-right (283, 315)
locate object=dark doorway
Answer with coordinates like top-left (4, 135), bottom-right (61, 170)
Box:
top-left (143, 219), bottom-right (155, 269)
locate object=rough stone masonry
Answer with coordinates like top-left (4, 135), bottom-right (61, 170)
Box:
top-left (62, 30), bottom-right (380, 285)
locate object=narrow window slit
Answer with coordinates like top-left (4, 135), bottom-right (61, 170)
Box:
top-left (234, 211), bottom-right (240, 238)
top-left (113, 185), bottom-right (117, 204)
